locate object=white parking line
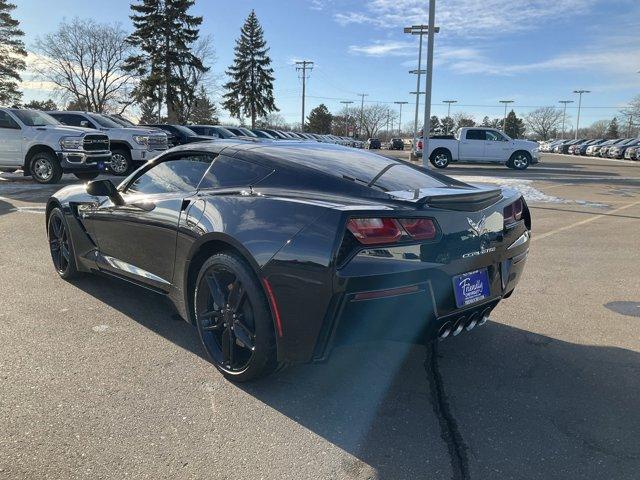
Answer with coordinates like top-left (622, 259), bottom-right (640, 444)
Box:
top-left (532, 200), bottom-right (640, 242)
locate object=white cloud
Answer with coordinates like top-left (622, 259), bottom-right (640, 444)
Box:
top-left (444, 48), bottom-right (640, 76)
top-left (348, 40), bottom-right (415, 56)
top-left (334, 0), bottom-right (598, 37)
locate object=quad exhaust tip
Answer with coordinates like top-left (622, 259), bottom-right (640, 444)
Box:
top-left (437, 308), bottom-right (492, 340)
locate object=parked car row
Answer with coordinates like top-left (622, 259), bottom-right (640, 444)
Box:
top-left (539, 138), bottom-right (640, 160)
top-left (0, 107), bottom-right (373, 184)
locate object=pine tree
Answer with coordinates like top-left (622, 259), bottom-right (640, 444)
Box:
top-left (429, 115), bottom-right (441, 134)
top-left (223, 10), bottom-right (277, 128)
top-left (23, 99), bottom-right (58, 111)
top-left (0, 0), bottom-right (26, 106)
top-left (306, 104), bottom-right (332, 133)
top-left (138, 97), bottom-right (161, 124)
top-left (606, 117), bottom-right (619, 139)
top-left (126, 0), bottom-right (208, 122)
top-left (441, 116), bottom-right (454, 134)
top-left (188, 85), bottom-right (218, 124)
top-left (504, 110), bottom-right (525, 138)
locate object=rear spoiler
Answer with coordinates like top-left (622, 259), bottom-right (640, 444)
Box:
top-left (388, 186), bottom-right (503, 211)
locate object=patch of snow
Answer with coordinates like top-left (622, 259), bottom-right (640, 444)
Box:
top-left (452, 175), bottom-right (609, 208)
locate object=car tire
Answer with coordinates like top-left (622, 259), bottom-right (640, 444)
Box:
top-left (73, 172), bottom-right (99, 181)
top-left (30, 151), bottom-right (63, 184)
top-left (47, 207), bottom-right (80, 279)
top-left (509, 151), bottom-right (531, 170)
top-left (430, 150), bottom-right (451, 168)
top-left (193, 252), bottom-right (278, 382)
top-left (108, 148), bottom-right (132, 176)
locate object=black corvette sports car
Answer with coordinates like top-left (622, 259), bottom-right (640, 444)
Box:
top-left (46, 139), bottom-right (531, 381)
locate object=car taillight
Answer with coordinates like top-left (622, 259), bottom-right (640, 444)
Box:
top-left (398, 218), bottom-right (437, 240)
top-left (346, 217), bottom-right (438, 245)
top-left (417, 140), bottom-right (423, 150)
top-left (503, 198), bottom-right (524, 226)
top-left (346, 218), bottom-right (403, 245)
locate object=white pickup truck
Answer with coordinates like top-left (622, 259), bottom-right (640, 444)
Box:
top-left (49, 111), bottom-right (168, 175)
top-left (0, 108), bottom-right (111, 184)
top-left (413, 127), bottom-right (539, 170)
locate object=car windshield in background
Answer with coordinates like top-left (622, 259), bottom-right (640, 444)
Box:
top-left (174, 125), bottom-right (198, 136)
top-left (10, 109), bottom-right (59, 127)
top-left (87, 113), bottom-right (122, 128)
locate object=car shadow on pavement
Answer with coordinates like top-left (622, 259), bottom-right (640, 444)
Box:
top-left (68, 274), bottom-right (640, 479)
top-left (240, 321), bottom-right (640, 480)
top-left (68, 274), bottom-right (208, 362)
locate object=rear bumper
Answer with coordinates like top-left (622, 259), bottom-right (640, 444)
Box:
top-left (311, 241), bottom-right (528, 361)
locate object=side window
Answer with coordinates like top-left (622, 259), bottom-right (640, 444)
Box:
top-left (199, 155), bottom-right (273, 189)
top-left (0, 111), bottom-right (20, 129)
top-left (485, 131), bottom-right (501, 141)
top-left (466, 130), bottom-right (484, 141)
top-left (127, 155), bottom-right (214, 194)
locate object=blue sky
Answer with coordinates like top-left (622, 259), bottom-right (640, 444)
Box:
top-left (14, 0), bottom-right (640, 128)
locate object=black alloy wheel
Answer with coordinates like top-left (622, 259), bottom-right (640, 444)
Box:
top-left (194, 253), bottom-right (277, 382)
top-left (48, 207), bottom-right (79, 279)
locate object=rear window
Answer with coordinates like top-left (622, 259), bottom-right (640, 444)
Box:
top-left (260, 144), bottom-right (445, 192)
top-left (372, 164), bottom-right (445, 191)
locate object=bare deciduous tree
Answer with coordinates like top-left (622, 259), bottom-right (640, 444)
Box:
top-left (360, 104), bottom-right (390, 138)
top-left (33, 18), bottom-right (137, 113)
top-left (525, 106), bottom-right (563, 140)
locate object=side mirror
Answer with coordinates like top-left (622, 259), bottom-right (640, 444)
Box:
top-left (86, 179), bottom-right (124, 205)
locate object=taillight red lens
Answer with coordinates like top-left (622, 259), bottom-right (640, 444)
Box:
top-left (346, 218), bottom-right (402, 245)
top-left (417, 140), bottom-right (423, 149)
top-left (504, 198), bottom-right (524, 226)
top-left (399, 218), bottom-right (437, 240)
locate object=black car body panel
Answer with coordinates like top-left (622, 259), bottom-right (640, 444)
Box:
top-left (47, 141), bottom-right (530, 363)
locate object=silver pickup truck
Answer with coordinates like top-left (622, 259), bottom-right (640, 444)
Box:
top-left (0, 108), bottom-right (111, 184)
top-left (413, 127), bottom-right (539, 170)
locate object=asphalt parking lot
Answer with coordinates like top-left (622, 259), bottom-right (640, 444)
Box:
top-left (1, 153), bottom-right (639, 480)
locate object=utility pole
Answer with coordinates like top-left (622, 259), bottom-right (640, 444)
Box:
top-left (405, 24), bottom-right (429, 155)
top-left (573, 90), bottom-right (590, 139)
top-left (394, 101), bottom-right (408, 137)
top-left (340, 100), bottom-right (354, 137)
top-left (295, 61), bottom-right (314, 131)
top-left (357, 93), bottom-right (368, 138)
top-left (499, 100), bottom-right (514, 133)
top-left (442, 99), bottom-right (457, 133)
top-left (558, 100), bottom-right (573, 139)
top-left (421, 0), bottom-right (439, 169)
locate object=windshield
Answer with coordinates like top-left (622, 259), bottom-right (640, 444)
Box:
top-left (106, 115), bottom-right (135, 127)
top-left (173, 125), bottom-right (197, 136)
top-left (87, 113), bottom-right (122, 128)
top-left (10, 109), bottom-right (60, 127)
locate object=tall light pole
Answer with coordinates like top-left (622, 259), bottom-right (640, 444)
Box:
top-left (357, 93), bottom-right (368, 139)
top-left (409, 69), bottom-right (426, 143)
top-left (421, 0), bottom-right (439, 169)
top-left (394, 101), bottom-right (408, 137)
top-left (295, 61), bottom-right (314, 131)
top-left (405, 24), bottom-right (428, 156)
top-left (558, 100), bottom-right (573, 139)
top-left (442, 99), bottom-right (457, 133)
top-left (499, 100), bottom-right (514, 132)
top-left (573, 90), bottom-right (590, 139)
top-left (340, 100), bottom-right (354, 137)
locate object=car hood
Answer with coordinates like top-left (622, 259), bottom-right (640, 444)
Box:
top-left (34, 125), bottom-right (99, 135)
top-left (102, 127), bottom-right (166, 136)
top-left (512, 139), bottom-right (538, 149)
